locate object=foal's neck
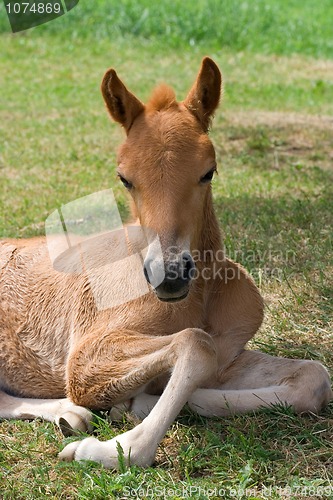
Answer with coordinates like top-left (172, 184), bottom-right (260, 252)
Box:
top-left (198, 191), bottom-right (224, 261)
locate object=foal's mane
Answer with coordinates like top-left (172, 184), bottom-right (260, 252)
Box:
top-left (145, 84), bottom-right (178, 113)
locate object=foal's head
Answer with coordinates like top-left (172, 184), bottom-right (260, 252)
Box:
top-left (101, 58), bottom-right (222, 302)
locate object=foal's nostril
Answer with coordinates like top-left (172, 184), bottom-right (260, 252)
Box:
top-left (182, 253), bottom-right (195, 282)
top-left (144, 252), bottom-right (194, 295)
top-left (143, 258), bottom-right (152, 284)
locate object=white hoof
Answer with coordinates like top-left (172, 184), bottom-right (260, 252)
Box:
top-left (59, 436), bottom-right (119, 468)
top-left (59, 440), bottom-right (82, 461)
top-left (56, 406), bottom-right (94, 436)
top-left (57, 411), bottom-right (91, 436)
top-left (58, 425), bottom-right (156, 469)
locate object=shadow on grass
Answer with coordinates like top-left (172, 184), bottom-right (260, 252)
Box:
top-left (215, 187), bottom-right (332, 276)
top-left (214, 182), bottom-right (332, 365)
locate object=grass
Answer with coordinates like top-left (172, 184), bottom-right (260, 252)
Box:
top-left (1, 1), bottom-right (333, 498)
top-left (1, 0), bottom-right (333, 57)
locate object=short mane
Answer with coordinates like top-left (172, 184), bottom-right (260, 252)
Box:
top-left (146, 84), bottom-right (178, 112)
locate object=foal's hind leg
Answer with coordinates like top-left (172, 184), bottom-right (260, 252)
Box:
top-left (0, 315), bottom-right (93, 435)
top-left (188, 350), bottom-right (332, 417)
top-left (108, 352), bottom-right (332, 420)
top-left (0, 389), bottom-right (93, 435)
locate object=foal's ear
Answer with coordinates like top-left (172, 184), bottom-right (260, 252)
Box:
top-left (101, 69), bottom-right (144, 133)
top-left (184, 57), bottom-right (222, 132)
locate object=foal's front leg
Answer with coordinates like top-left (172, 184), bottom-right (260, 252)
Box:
top-left (60, 328), bottom-right (217, 468)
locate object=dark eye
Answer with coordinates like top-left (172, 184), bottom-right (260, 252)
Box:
top-left (118, 174), bottom-right (133, 189)
top-left (200, 167), bottom-right (216, 184)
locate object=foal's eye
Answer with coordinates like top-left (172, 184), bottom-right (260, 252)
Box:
top-left (200, 167), bottom-right (216, 184)
top-left (118, 175), bottom-right (133, 189)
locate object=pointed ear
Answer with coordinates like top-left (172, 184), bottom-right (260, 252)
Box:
top-left (183, 57), bottom-right (222, 132)
top-left (101, 69), bottom-right (144, 133)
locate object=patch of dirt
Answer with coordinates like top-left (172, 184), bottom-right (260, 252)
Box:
top-left (225, 110), bottom-right (333, 131)
top-left (219, 111), bottom-right (333, 171)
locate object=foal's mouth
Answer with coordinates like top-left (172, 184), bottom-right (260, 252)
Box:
top-left (156, 290), bottom-right (189, 303)
top-left (153, 276), bottom-right (191, 303)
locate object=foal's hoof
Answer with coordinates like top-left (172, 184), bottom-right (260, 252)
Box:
top-left (109, 400), bottom-right (131, 421)
top-left (59, 439), bottom-right (81, 461)
top-left (57, 409), bottom-right (93, 436)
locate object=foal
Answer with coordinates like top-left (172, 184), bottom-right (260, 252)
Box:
top-left (0, 58), bottom-right (331, 468)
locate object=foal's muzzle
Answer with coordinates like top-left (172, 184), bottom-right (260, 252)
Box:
top-left (143, 252), bottom-right (195, 302)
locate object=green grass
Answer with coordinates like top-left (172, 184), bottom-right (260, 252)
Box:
top-left (1, 0), bottom-right (333, 57)
top-left (1, 1), bottom-right (333, 498)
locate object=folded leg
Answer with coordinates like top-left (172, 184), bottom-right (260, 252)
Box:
top-left (116, 350), bottom-right (332, 420)
top-left (189, 350), bottom-right (332, 416)
top-left (60, 328), bottom-right (217, 468)
top-left (0, 389), bottom-right (93, 435)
